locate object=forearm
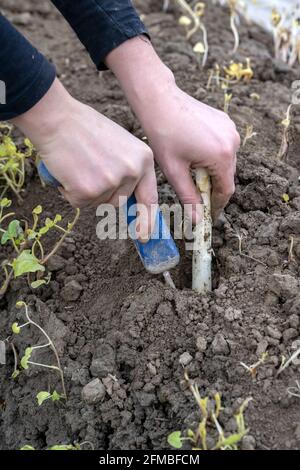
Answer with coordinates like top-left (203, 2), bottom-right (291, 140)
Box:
top-left (0, 14), bottom-right (56, 121)
top-left (51, 0), bottom-right (149, 70)
top-left (105, 36), bottom-right (176, 128)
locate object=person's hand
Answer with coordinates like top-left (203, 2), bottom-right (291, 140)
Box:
top-left (12, 78), bottom-right (158, 240)
top-left (136, 86), bottom-right (240, 223)
top-left (106, 37), bottom-right (240, 223)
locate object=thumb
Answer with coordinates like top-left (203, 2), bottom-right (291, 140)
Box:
top-left (164, 164), bottom-right (203, 225)
top-left (134, 167), bottom-right (158, 243)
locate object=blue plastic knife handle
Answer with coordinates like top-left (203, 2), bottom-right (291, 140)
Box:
top-left (38, 161), bottom-right (180, 274)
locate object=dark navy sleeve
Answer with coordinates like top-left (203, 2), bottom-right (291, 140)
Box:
top-left (51, 0), bottom-right (149, 70)
top-left (0, 14), bottom-right (56, 120)
top-left (0, 1), bottom-right (148, 120)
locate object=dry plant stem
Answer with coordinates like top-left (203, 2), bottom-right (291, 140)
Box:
top-left (278, 104), bottom-right (292, 161)
top-left (288, 236), bottom-right (295, 263)
top-left (163, 271), bottom-right (176, 289)
top-left (10, 341), bottom-right (18, 376)
top-left (192, 168), bottom-right (212, 293)
top-left (200, 23), bottom-right (209, 67)
top-left (230, 12), bottom-right (239, 53)
top-left (287, 380), bottom-right (300, 398)
top-left (175, 0), bottom-right (208, 66)
top-left (22, 303), bottom-right (67, 398)
top-left (163, 0), bottom-right (169, 11)
top-left (234, 233), bottom-right (268, 268)
top-left (278, 347), bottom-right (300, 376)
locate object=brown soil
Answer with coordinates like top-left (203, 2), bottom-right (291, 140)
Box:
top-left (1, 0), bottom-right (300, 450)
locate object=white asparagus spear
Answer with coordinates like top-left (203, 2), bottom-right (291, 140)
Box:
top-left (192, 168), bottom-right (212, 293)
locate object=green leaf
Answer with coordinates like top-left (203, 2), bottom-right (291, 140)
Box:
top-left (54, 214), bottom-right (62, 224)
top-left (45, 218), bottom-right (54, 228)
top-left (0, 198), bottom-right (12, 208)
top-left (20, 347), bottom-right (33, 370)
top-left (39, 226), bottom-right (50, 236)
top-left (32, 205), bottom-right (42, 215)
top-left (12, 322), bottom-right (20, 334)
top-left (167, 431), bottom-right (183, 449)
top-left (1, 220), bottom-right (23, 245)
top-left (20, 445), bottom-right (35, 450)
top-left (31, 279), bottom-right (46, 289)
top-left (48, 445), bottom-right (78, 451)
top-left (218, 432), bottom-right (246, 449)
top-left (37, 391), bottom-right (51, 406)
top-left (51, 390), bottom-right (62, 402)
top-left (12, 250), bottom-right (45, 277)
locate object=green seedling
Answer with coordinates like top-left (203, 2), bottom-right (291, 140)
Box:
top-left (168, 372), bottom-right (252, 450)
top-left (240, 352), bottom-right (268, 379)
top-left (176, 1), bottom-right (209, 66)
top-left (277, 104), bottom-right (292, 161)
top-left (21, 441), bottom-right (94, 451)
top-left (0, 124), bottom-right (34, 200)
top-left (11, 301), bottom-right (67, 399)
top-left (0, 199), bottom-right (80, 295)
top-left (224, 90), bottom-right (233, 114)
top-left (36, 390), bottom-right (63, 406)
top-left (207, 59), bottom-right (253, 97)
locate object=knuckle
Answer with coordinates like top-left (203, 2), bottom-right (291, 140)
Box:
top-left (78, 184), bottom-right (99, 201)
top-left (140, 146), bottom-right (154, 166)
top-left (224, 182), bottom-right (235, 200)
top-left (102, 172), bottom-right (119, 189)
top-left (125, 160), bottom-right (141, 180)
top-left (220, 142), bottom-right (235, 161)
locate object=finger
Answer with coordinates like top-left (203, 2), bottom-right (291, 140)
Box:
top-left (211, 167), bottom-right (235, 222)
top-left (134, 166), bottom-right (158, 243)
top-left (164, 163), bottom-right (203, 225)
top-left (106, 181), bottom-right (138, 208)
top-left (59, 185), bottom-right (115, 209)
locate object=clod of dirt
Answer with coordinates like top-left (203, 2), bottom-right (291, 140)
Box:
top-left (241, 435), bottom-right (256, 450)
top-left (266, 326), bottom-right (282, 340)
top-left (47, 254), bottom-right (66, 272)
top-left (280, 213), bottom-right (300, 234)
top-left (60, 280), bottom-right (83, 302)
top-left (179, 351), bottom-right (193, 367)
top-left (267, 274), bottom-right (299, 301)
top-left (82, 378), bottom-right (106, 404)
top-left (282, 328), bottom-right (298, 343)
top-left (90, 341), bottom-right (116, 378)
top-left (196, 336), bottom-right (207, 352)
top-left (211, 333), bottom-right (230, 356)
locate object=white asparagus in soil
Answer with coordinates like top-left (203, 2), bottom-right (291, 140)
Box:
top-left (192, 168), bottom-right (212, 293)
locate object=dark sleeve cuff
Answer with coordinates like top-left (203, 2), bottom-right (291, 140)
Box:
top-left (51, 0), bottom-right (150, 71)
top-left (0, 14), bottom-right (56, 120)
top-left (0, 59), bottom-right (56, 121)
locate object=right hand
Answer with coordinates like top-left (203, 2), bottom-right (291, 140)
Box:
top-left (12, 79), bottom-right (158, 241)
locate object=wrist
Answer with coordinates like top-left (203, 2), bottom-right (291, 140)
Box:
top-left (106, 37), bottom-right (176, 122)
top-left (11, 78), bottom-right (74, 146)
